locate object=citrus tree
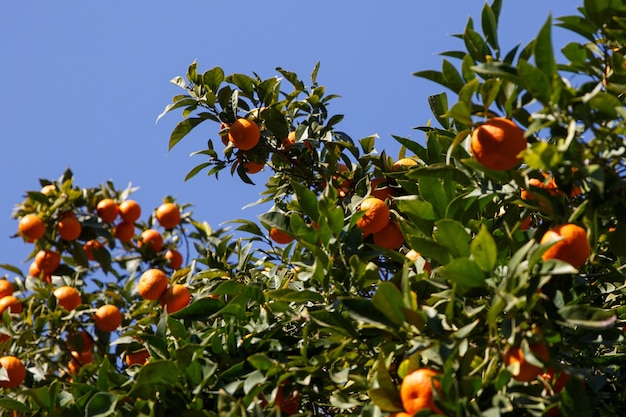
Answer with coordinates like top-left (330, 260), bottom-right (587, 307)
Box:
top-left (2, 0), bottom-right (626, 416)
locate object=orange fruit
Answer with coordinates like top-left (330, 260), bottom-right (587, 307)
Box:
top-left (68, 350), bottom-right (94, 374)
top-left (400, 368), bottom-right (443, 415)
top-left (0, 280), bottom-right (13, 299)
top-left (388, 413), bottom-right (412, 417)
top-left (83, 239), bottom-right (104, 261)
top-left (156, 202), bottom-right (181, 229)
top-left (28, 262), bottom-right (50, 283)
top-left (114, 221), bottom-right (135, 242)
top-left (159, 284), bottom-right (190, 313)
top-left (0, 296), bottom-right (22, 315)
top-left (243, 161), bottom-right (264, 174)
top-left (34, 249), bottom-right (61, 274)
top-left (119, 200), bottom-right (141, 223)
top-left (94, 304), bottom-right (123, 332)
top-left (503, 342), bottom-right (549, 382)
top-left (373, 221), bottom-right (405, 250)
top-left (282, 131), bottom-right (296, 148)
top-left (96, 198), bottom-right (119, 223)
top-left (228, 118), bottom-right (261, 150)
top-left (370, 177), bottom-right (394, 201)
top-left (54, 286), bottom-right (81, 311)
top-left (138, 269), bottom-right (169, 300)
top-left (66, 331), bottom-right (94, 353)
top-left (0, 356), bottom-right (26, 388)
top-left (520, 176), bottom-right (556, 201)
top-left (125, 349), bottom-right (150, 366)
top-left (471, 117), bottom-right (527, 171)
top-left (540, 224), bottom-right (590, 269)
top-left (18, 213), bottom-right (45, 242)
top-left (138, 229), bottom-right (164, 252)
top-left (164, 249), bottom-right (183, 269)
top-left (269, 228), bottom-right (294, 244)
top-left (274, 384), bottom-right (301, 415)
top-left (57, 214), bottom-right (82, 241)
top-left (356, 197), bottom-right (390, 235)
top-left (392, 157), bottom-right (419, 171)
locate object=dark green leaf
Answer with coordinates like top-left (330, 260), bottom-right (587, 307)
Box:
top-left (481, 2), bottom-right (499, 50)
top-left (440, 258), bottom-right (486, 288)
top-left (442, 59), bottom-right (465, 93)
top-left (558, 305), bottom-right (617, 329)
top-left (535, 16), bottom-right (556, 79)
top-left (434, 219), bottom-right (471, 258)
top-left (291, 181), bottom-right (320, 220)
top-left (85, 392), bottom-right (118, 417)
top-left (428, 93), bottom-right (450, 129)
top-left (169, 117), bottom-right (205, 150)
top-left (171, 297), bottom-right (225, 320)
top-left (471, 225), bottom-right (497, 272)
top-left (203, 66), bottom-right (225, 92)
top-left (372, 282), bottom-right (406, 326)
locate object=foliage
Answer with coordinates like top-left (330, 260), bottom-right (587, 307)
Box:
top-left (2, 0), bottom-right (626, 416)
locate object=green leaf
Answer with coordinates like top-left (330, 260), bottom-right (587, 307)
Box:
top-left (213, 281), bottom-right (265, 303)
top-left (589, 92), bottom-right (622, 119)
top-left (291, 181), bottom-right (320, 220)
top-left (439, 258), bottom-right (486, 288)
top-left (471, 62), bottom-right (519, 81)
top-left (85, 392), bottom-right (118, 417)
top-left (471, 225), bottom-right (497, 272)
top-left (202, 66), bottom-right (225, 92)
top-left (558, 305), bottom-right (617, 329)
top-left (481, 2), bottom-right (499, 50)
top-left (169, 117), bottom-right (205, 150)
top-left (523, 141), bottom-right (562, 170)
top-left (266, 289), bottom-right (324, 303)
top-left (464, 19), bottom-right (491, 62)
top-left (171, 297), bottom-right (225, 320)
top-left (372, 282), bottom-right (406, 326)
top-left (442, 59), bottom-right (465, 93)
top-left (247, 353), bottom-right (276, 371)
top-left (0, 398), bottom-right (31, 412)
top-left (419, 177), bottom-right (449, 219)
top-left (131, 360), bottom-right (183, 394)
top-left (427, 93), bottom-right (450, 129)
top-left (341, 298), bottom-right (398, 330)
top-left (535, 16), bottom-right (556, 79)
top-left (434, 219), bottom-right (471, 258)
top-left (518, 61), bottom-right (551, 103)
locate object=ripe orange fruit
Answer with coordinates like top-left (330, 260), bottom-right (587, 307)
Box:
top-left (28, 262), bottom-right (50, 283)
top-left (373, 221), bottom-right (405, 250)
top-left (57, 214), bottom-right (82, 241)
top-left (119, 200), bottom-right (141, 223)
top-left (164, 249), bottom-right (183, 269)
top-left (243, 161), bottom-right (264, 174)
top-left (503, 342), bottom-right (549, 382)
top-left (114, 221), bottom-right (135, 242)
top-left (392, 157), bottom-right (419, 171)
top-left (0, 356), bottom-right (26, 388)
top-left (356, 197), bottom-right (390, 235)
top-left (471, 117), bottom-right (527, 171)
top-left (274, 384), bottom-right (301, 415)
top-left (54, 286), bottom-right (81, 311)
top-left (138, 269), bottom-right (169, 300)
top-left (270, 228), bottom-right (294, 244)
top-left (83, 239), bottom-right (104, 261)
top-left (68, 350), bottom-right (94, 374)
top-left (282, 131), bottom-right (296, 148)
top-left (156, 202), bottom-right (181, 229)
top-left (138, 229), bottom-right (164, 252)
top-left (67, 331), bottom-right (94, 353)
top-left (0, 296), bottom-right (22, 315)
top-left (400, 368), bottom-right (443, 415)
top-left (18, 213), bottom-right (45, 242)
top-left (540, 224), bottom-right (590, 269)
top-left (125, 349), bottom-right (150, 366)
top-left (520, 176), bottom-right (556, 201)
top-left (228, 118), bottom-right (261, 150)
top-left (94, 304), bottom-right (123, 332)
top-left (0, 280), bottom-right (13, 299)
top-left (34, 249), bottom-right (61, 274)
top-left (388, 413), bottom-right (412, 417)
top-left (370, 177), bottom-right (394, 201)
top-left (159, 284), bottom-right (190, 313)
top-left (96, 198), bottom-right (119, 223)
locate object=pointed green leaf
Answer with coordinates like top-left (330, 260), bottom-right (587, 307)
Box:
top-left (372, 282), bottom-right (406, 326)
top-left (169, 117), bottom-right (204, 150)
top-left (440, 258), bottom-right (486, 288)
top-left (85, 392), bottom-right (118, 417)
top-left (481, 2), bottom-right (499, 50)
top-left (434, 219), bottom-right (471, 258)
top-left (535, 16), bottom-right (556, 78)
top-left (471, 225), bottom-right (497, 272)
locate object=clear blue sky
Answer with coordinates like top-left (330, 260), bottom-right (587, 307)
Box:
top-left (1, 1), bottom-right (580, 274)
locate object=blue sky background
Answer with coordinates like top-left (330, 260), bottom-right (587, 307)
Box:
top-left (1, 1), bottom-right (580, 274)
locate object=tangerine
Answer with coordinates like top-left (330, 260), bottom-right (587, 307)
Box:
top-left (18, 213), bottom-right (45, 242)
top-left (282, 131), bottom-right (296, 148)
top-left (54, 286), bottom-right (82, 311)
top-left (67, 331), bottom-right (94, 353)
top-left (370, 177), bottom-right (394, 201)
top-left (119, 200), bottom-right (141, 223)
top-left (34, 249), bottom-right (61, 274)
top-left (270, 228), bottom-right (294, 244)
top-left (471, 117), bottom-right (527, 171)
top-left (243, 161), bottom-right (264, 174)
top-left (400, 368), bottom-right (443, 415)
top-left (125, 349), bottom-right (150, 366)
top-left (83, 239), bottom-right (104, 261)
top-left (0, 356), bottom-right (26, 388)
top-left (228, 118), bottom-right (261, 150)
top-left (159, 284), bottom-right (190, 313)
top-left (96, 198), bottom-right (119, 223)
top-left (114, 221), bottom-right (135, 242)
top-left (164, 249), bottom-right (183, 269)
top-left (540, 224), bottom-right (590, 269)
top-left (0, 296), bottom-right (22, 315)
top-left (68, 350), bottom-right (94, 374)
top-left (156, 202), bottom-right (181, 229)
top-left (0, 280), bottom-right (13, 299)
top-left (138, 269), bottom-right (169, 300)
top-left (138, 229), bottom-right (164, 252)
top-left (356, 197), bottom-right (390, 235)
top-left (94, 304), bottom-right (123, 332)
top-left (57, 214), bottom-right (82, 241)
top-left (373, 221), bottom-right (405, 250)
top-left (503, 342), bottom-right (549, 382)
